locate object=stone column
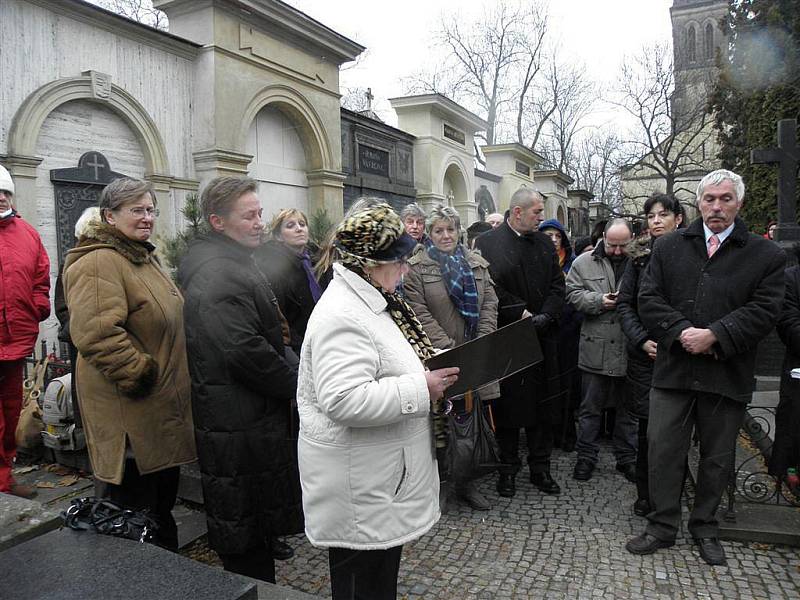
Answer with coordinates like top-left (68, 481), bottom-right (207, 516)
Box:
top-left (307, 169), bottom-right (346, 223)
top-left (2, 154), bottom-right (43, 226)
top-left (145, 173), bottom-right (175, 239)
top-left (192, 149), bottom-right (253, 187)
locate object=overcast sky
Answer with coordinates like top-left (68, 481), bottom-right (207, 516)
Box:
top-left (286, 0), bottom-right (676, 127)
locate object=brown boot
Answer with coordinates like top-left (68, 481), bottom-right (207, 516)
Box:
top-left (8, 483), bottom-right (38, 499)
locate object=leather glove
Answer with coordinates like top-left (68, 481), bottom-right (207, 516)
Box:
top-left (530, 313), bottom-right (551, 331)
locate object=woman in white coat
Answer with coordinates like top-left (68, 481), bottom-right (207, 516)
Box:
top-left (297, 202), bottom-right (459, 600)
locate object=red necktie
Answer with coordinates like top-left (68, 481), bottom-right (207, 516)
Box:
top-left (707, 234), bottom-right (720, 258)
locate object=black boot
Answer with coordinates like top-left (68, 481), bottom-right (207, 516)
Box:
top-left (496, 473), bottom-right (516, 498)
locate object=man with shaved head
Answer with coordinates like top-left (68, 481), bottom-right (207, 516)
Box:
top-left (566, 217), bottom-right (638, 484)
top-left (475, 188), bottom-right (565, 497)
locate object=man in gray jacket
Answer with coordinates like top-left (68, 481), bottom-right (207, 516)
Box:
top-left (565, 218), bottom-right (637, 482)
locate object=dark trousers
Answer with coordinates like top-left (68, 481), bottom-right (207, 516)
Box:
top-left (103, 459), bottom-right (180, 550)
top-left (329, 545), bottom-right (403, 600)
top-left (646, 388), bottom-right (745, 541)
top-left (220, 543), bottom-right (275, 584)
top-left (635, 418), bottom-right (649, 502)
top-left (576, 371), bottom-right (637, 466)
top-left (495, 422), bottom-right (552, 475)
top-left (0, 360), bottom-right (24, 493)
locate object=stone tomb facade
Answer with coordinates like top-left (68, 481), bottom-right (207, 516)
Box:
top-left (390, 94), bottom-right (488, 224)
top-left (1, 0), bottom-right (363, 347)
top-left (340, 108), bottom-right (417, 213)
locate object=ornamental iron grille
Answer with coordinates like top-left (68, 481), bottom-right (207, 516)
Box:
top-left (50, 152), bottom-right (128, 265)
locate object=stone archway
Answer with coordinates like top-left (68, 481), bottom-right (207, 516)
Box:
top-left (557, 205), bottom-right (566, 224)
top-left (441, 160), bottom-right (478, 224)
top-left (8, 73), bottom-right (169, 175)
top-left (240, 85), bottom-right (344, 220)
top-left (6, 73), bottom-right (170, 223)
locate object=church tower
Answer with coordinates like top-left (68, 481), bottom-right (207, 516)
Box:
top-left (670, 0), bottom-right (728, 119)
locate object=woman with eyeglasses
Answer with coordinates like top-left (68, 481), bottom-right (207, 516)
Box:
top-left (63, 177), bottom-right (196, 549)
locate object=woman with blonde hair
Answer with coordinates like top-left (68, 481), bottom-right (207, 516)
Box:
top-left (404, 205), bottom-right (499, 511)
top-left (254, 208), bottom-right (321, 354)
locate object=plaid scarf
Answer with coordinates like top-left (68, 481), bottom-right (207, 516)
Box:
top-left (425, 240), bottom-right (480, 340)
top-left (353, 266), bottom-right (449, 450)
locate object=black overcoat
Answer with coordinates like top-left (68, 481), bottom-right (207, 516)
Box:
top-left (179, 231), bottom-right (303, 555)
top-left (638, 217), bottom-right (785, 403)
top-left (254, 240), bottom-right (318, 353)
top-left (474, 222), bottom-right (565, 426)
top-left (770, 264), bottom-right (800, 477)
top-left (616, 235), bottom-right (654, 418)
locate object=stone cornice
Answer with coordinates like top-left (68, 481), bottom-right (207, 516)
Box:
top-left (155, 0), bottom-right (364, 64)
top-left (390, 94), bottom-right (488, 134)
top-left (482, 143), bottom-right (546, 167)
top-left (24, 0), bottom-right (200, 60)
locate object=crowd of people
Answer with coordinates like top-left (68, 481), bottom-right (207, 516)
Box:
top-left (0, 161), bottom-right (798, 596)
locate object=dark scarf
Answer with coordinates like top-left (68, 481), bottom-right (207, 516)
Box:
top-left (350, 265), bottom-right (448, 449)
top-left (300, 249), bottom-right (323, 303)
top-left (425, 240), bottom-right (480, 340)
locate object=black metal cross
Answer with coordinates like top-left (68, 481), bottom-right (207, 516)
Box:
top-left (751, 119), bottom-right (800, 242)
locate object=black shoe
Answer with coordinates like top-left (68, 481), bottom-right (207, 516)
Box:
top-left (616, 462), bottom-right (637, 483)
top-left (625, 532), bottom-right (675, 555)
top-left (496, 473), bottom-right (516, 498)
top-left (269, 537), bottom-right (294, 561)
top-left (572, 459), bottom-right (594, 481)
top-left (633, 498), bottom-right (651, 517)
top-left (694, 537), bottom-right (726, 566)
top-left (531, 471), bottom-right (561, 495)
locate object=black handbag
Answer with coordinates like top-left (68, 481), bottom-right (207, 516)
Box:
top-left (446, 390), bottom-right (502, 481)
top-left (61, 497), bottom-right (159, 544)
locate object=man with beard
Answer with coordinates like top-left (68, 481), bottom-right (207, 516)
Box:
top-left (566, 218), bottom-right (637, 483)
top-left (475, 188), bottom-right (565, 497)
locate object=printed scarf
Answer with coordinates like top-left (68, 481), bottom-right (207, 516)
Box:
top-left (354, 266), bottom-right (448, 449)
top-left (425, 240), bottom-right (480, 340)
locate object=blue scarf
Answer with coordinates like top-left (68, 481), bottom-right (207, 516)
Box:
top-left (300, 249), bottom-right (322, 303)
top-left (425, 240), bottom-right (480, 340)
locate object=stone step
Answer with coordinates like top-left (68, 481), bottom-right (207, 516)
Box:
top-left (0, 492), bottom-right (61, 553)
top-left (755, 375), bottom-right (780, 392)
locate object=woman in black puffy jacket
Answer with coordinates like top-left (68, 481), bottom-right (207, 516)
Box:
top-left (616, 193), bottom-right (684, 517)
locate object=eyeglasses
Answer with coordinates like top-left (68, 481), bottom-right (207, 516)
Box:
top-left (121, 207), bottom-right (159, 218)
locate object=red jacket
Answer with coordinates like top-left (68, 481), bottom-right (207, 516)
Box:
top-left (0, 213), bottom-right (51, 360)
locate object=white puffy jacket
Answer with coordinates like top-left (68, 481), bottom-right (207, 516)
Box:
top-left (297, 263), bottom-right (439, 550)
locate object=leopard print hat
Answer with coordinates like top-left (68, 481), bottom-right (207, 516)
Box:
top-left (334, 203), bottom-right (417, 268)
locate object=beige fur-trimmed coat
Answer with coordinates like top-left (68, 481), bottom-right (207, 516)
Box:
top-left (63, 222), bottom-right (196, 484)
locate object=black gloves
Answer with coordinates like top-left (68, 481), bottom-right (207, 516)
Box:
top-left (530, 313), bottom-right (552, 331)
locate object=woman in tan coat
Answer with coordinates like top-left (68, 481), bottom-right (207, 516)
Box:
top-left (404, 204), bottom-right (499, 511)
top-left (63, 178), bottom-right (196, 549)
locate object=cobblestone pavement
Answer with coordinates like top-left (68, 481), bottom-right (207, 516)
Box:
top-left (270, 442), bottom-right (800, 599)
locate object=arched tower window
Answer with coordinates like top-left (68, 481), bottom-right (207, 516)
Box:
top-left (705, 23), bottom-right (714, 60)
top-left (686, 25), bottom-right (697, 63)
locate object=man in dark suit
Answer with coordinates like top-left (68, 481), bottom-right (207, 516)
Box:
top-left (626, 169), bottom-right (786, 565)
top-left (475, 188), bottom-right (565, 497)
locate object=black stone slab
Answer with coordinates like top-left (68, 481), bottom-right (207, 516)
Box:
top-left (0, 528), bottom-right (257, 600)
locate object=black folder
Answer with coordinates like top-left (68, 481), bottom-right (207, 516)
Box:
top-left (424, 316), bottom-right (543, 398)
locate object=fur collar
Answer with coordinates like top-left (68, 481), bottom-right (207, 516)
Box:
top-left (626, 234), bottom-right (652, 261)
top-left (75, 221), bottom-right (155, 265)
